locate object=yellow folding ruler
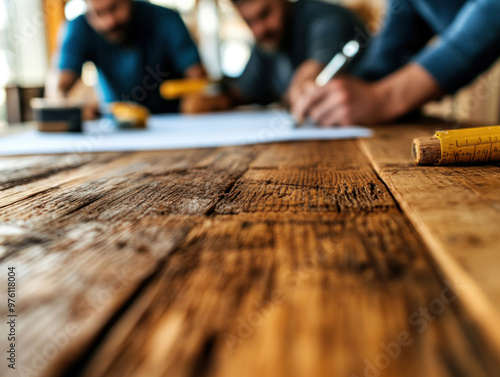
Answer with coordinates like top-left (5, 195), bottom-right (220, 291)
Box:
top-left (435, 126), bottom-right (500, 164)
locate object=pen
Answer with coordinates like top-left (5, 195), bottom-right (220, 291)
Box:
top-left (295, 39), bottom-right (361, 126)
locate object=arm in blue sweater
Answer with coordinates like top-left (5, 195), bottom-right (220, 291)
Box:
top-left (291, 0), bottom-right (500, 125)
top-left (415, 0), bottom-right (500, 93)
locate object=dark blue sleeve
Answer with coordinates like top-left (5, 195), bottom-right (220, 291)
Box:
top-left (306, 8), bottom-right (365, 64)
top-left (164, 11), bottom-right (201, 74)
top-left (353, 0), bottom-right (433, 81)
top-left (235, 46), bottom-right (275, 105)
top-left (58, 17), bottom-right (90, 75)
top-left (415, 0), bottom-right (500, 93)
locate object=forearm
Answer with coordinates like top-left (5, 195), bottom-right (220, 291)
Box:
top-left (286, 60), bottom-right (324, 105)
top-left (180, 64), bottom-right (240, 113)
top-left (184, 63), bottom-right (207, 79)
top-left (45, 70), bottom-right (78, 99)
top-left (373, 63), bottom-right (443, 121)
top-left (45, 76), bottom-right (67, 99)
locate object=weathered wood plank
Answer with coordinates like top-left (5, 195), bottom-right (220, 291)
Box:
top-left (215, 167), bottom-right (392, 213)
top-left (359, 124), bottom-right (500, 360)
top-left (2, 214), bottom-right (199, 373)
top-left (250, 140), bottom-right (367, 169)
top-left (2, 129), bottom-right (499, 377)
top-left (216, 142), bottom-right (393, 214)
top-left (0, 149), bottom-right (218, 208)
top-left (57, 211), bottom-right (496, 377)
top-left (36, 139), bottom-right (500, 377)
top-left (0, 154), bottom-right (111, 191)
top-left (0, 145), bottom-right (259, 375)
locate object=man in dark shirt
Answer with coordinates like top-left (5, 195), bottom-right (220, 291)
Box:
top-left (292, 0), bottom-right (500, 126)
top-left (232, 0), bottom-right (366, 106)
top-left (47, 0), bottom-right (206, 114)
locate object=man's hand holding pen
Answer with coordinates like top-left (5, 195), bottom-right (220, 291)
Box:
top-left (290, 76), bottom-right (389, 126)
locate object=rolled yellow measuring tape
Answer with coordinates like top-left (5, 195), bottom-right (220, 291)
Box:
top-left (159, 78), bottom-right (211, 99)
top-left (412, 126), bottom-right (500, 165)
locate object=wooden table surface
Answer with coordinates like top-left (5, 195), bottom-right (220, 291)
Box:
top-left (1, 121), bottom-right (500, 377)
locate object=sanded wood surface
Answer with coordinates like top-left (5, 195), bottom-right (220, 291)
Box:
top-left (1, 123), bottom-right (499, 377)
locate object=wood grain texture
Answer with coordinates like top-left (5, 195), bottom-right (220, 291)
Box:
top-left (0, 128), bottom-right (499, 377)
top-left (360, 124), bottom-right (500, 362)
top-left (0, 146), bottom-right (259, 375)
top-left (216, 142), bottom-right (393, 214)
top-left (62, 212), bottom-right (496, 377)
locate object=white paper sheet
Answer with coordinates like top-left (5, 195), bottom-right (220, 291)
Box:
top-left (0, 110), bottom-right (372, 156)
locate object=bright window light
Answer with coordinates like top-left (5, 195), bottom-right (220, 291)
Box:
top-left (65, 0), bottom-right (87, 21)
top-left (0, 0), bottom-right (7, 28)
top-left (221, 40), bottom-right (250, 78)
top-left (150, 0), bottom-right (195, 13)
top-left (0, 51), bottom-right (12, 87)
top-left (0, 87), bottom-right (6, 126)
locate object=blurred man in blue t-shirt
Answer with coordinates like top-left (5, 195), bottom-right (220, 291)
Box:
top-left (47, 0), bottom-right (206, 115)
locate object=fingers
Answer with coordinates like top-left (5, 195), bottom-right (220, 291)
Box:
top-left (287, 80), bottom-right (311, 113)
top-left (289, 78), bottom-right (358, 126)
top-left (305, 80), bottom-right (354, 126)
top-left (82, 103), bottom-right (100, 120)
top-left (316, 107), bottom-right (350, 127)
top-left (285, 85), bottom-right (299, 110)
top-left (291, 82), bottom-right (323, 121)
top-left (181, 94), bottom-right (231, 114)
top-left (308, 90), bottom-right (345, 126)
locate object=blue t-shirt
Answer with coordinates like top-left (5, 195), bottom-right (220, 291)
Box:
top-left (236, 0), bottom-right (366, 105)
top-left (354, 0), bottom-right (500, 93)
top-left (58, 1), bottom-right (201, 113)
